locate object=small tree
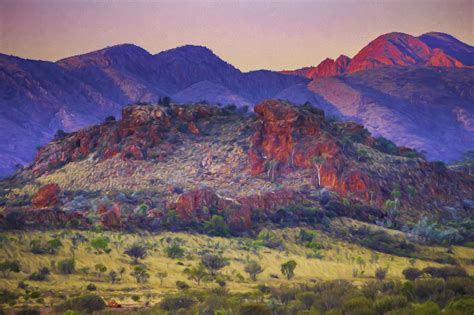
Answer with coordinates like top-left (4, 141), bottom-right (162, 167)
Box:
top-left (94, 264), bottom-right (107, 278)
top-left (311, 155), bottom-right (326, 187)
top-left (281, 260), bottom-right (297, 280)
top-left (183, 264), bottom-right (208, 286)
top-left (124, 244), bottom-right (147, 264)
top-left (90, 236), bottom-right (110, 254)
top-left (0, 260), bottom-right (20, 278)
top-left (157, 271), bottom-right (168, 287)
top-left (375, 267), bottom-right (388, 280)
top-left (131, 265), bottom-right (149, 283)
top-left (108, 271), bottom-right (118, 284)
top-left (244, 261), bottom-right (264, 281)
top-left (46, 238), bottom-right (63, 255)
top-left (201, 254), bottom-right (229, 277)
top-left (165, 242), bottom-right (185, 259)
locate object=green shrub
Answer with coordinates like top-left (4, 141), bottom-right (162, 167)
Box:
top-left (342, 296), bottom-right (375, 315)
top-left (203, 215), bottom-right (230, 237)
top-left (374, 295), bottom-right (407, 314)
top-left (165, 242), bottom-right (185, 259)
top-left (422, 266), bottom-right (468, 279)
top-left (444, 297), bottom-right (474, 315)
top-left (0, 260), bottom-right (20, 278)
top-left (176, 280), bottom-right (190, 290)
top-left (239, 303), bottom-right (271, 315)
top-left (412, 301), bottom-right (440, 315)
top-left (58, 294), bottom-right (106, 313)
top-left (159, 294), bottom-right (195, 311)
top-left (58, 259), bottom-right (75, 275)
top-left (402, 267), bottom-right (422, 281)
top-left (28, 267), bottom-right (50, 281)
top-left (15, 309), bottom-right (40, 315)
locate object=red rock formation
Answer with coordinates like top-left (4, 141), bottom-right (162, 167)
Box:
top-left (249, 100), bottom-right (382, 203)
top-left (31, 184), bottom-right (60, 208)
top-left (31, 104), bottom-right (226, 176)
top-left (171, 189), bottom-right (231, 222)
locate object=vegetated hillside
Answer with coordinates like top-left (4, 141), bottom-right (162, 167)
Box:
top-left (280, 67), bottom-right (474, 161)
top-left (1, 100), bottom-right (472, 235)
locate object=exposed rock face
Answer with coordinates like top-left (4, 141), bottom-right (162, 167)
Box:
top-left (31, 104), bottom-right (226, 176)
top-left (31, 184), bottom-right (60, 208)
top-left (249, 100), bottom-right (380, 203)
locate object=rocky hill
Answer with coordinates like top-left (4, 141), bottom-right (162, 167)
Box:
top-left (1, 32), bottom-right (473, 176)
top-left (1, 100), bottom-right (472, 232)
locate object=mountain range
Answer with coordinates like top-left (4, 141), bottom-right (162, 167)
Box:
top-left (1, 31), bottom-right (473, 176)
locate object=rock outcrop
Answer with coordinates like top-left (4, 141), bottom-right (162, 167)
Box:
top-left (31, 184), bottom-right (60, 208)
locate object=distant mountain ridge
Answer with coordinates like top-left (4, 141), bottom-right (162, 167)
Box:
top-left (0, 31), bottom-right (473, 176)
top-left (283, 32), bottom-right (472, 79)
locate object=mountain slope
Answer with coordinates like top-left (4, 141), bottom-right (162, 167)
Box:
top-left (419, 32), bottom-right (474, 66)
top-left (0, 45), bottom-right (305, 176)
top-left (0, 53), bottom-right (122, 175)
top-left (284, 67), bottom-right (474, 161)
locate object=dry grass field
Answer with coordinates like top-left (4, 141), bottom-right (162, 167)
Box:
top-left (1, 218), bottom-right (472, 310)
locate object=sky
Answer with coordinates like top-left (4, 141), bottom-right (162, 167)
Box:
top-left (0, 0), bottom-right (472, 71)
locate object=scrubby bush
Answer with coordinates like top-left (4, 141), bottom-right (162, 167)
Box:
top-left (28, 267), bottom-right (50, 281)
top-left (375, 267), bottom-right (388, 280)
top-left (342, 296), bottom-right (375, 315)
top-left (373, 295), bottom-right (407, 314)
top-left (444, 297), bottom-right (474, 314)
top-left (124, 244), bottom-right (147, 264)
top-left (255, 228), bottom-right (283, 249)
top-left (0, 260), bottom-right (20, 278)
top-left (422, 266), bottom-right (468, 279)
top-left (57, 294), bottom-right (106, 313)
top-left (412, 301), bottom-right (441, 315)
top-left (244, 260), bottom-right (264, 281)
top-left (239, 303), bottom-right (271, 315)
top-left (165, 242), bottom-right (185, 259)
top-left (203, 215), bottom-right (230, 237)
top-left (402, 267), bottom-right (422, 281)
top-left (201, 254), bottom-right (229, 277)
top-left (58, 259), bottom-right (75, 275)
top-left (86, 283), bottom-right (97, 291)
top-left (176, 281), bottom-right (190, 290)
top-left (281, 260), bottom-right (297, 280)
top-left (15, 309), bottom-right (40, 315)
top-left (159, 294), bottom-right (195, 311)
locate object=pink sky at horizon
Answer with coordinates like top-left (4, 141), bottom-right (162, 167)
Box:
top-left (1, 0), bottom-right (472, 72)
